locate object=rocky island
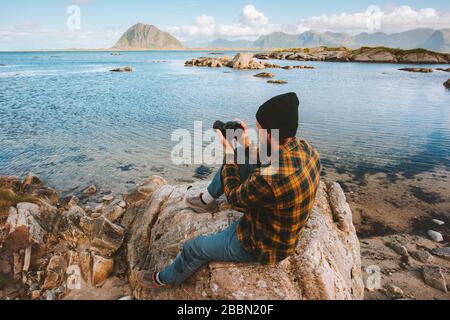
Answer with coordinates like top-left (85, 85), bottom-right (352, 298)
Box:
top-left (254, 46), bottom-right (450, 64)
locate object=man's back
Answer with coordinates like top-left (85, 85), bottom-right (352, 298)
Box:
top-left (223, 137), bottom-right (322, 264)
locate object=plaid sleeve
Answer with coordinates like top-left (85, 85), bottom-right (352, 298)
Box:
top-left (222, 164), bottom-right (275, 208)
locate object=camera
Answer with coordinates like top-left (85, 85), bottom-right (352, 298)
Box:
top-left (213, 121), bottom-right (244, 137)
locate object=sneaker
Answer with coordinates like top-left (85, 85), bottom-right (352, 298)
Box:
top-left (136, 271), bottom-right (167, 290)
top-left (185, 193), bottom-right (219, 214)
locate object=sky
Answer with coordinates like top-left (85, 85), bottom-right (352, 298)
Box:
top-left (1, 0), bottom-right (450, 50)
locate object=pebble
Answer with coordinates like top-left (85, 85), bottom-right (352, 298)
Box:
top-left (427, 230), bottom-right (444, 243)
top-left (431, 247), bottom-right (450, 259)
top-left (422, 265), bottom-right (448, 293)
top-left (386, 284), bottom-right (404, 299)
top-left (82, 185), bottom-right (97, 196)
top-left (387, 239), bottom-right (409, 256)
top-left (411, 250), bottom-right (433, 263)
top-left (102, 195), bottom-right (114, 202)
top-left (431, 219), bottom-right (445, 226)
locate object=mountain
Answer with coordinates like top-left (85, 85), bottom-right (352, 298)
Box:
top-left (419, 29), bottom-right (450, 52)
top-left (208, 39), bottom-right (254, 48)
top-left (354, 28), bottom-right (436, 49)
top-left (253, 32), bottom-right (301, 48)
top-left (209, 28), bottom-right (450, 52)
top-left (113, 23), bottom-right (183, 49)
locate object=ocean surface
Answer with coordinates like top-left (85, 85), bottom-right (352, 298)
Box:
top-left (0, 51), bottom-right (449, 196)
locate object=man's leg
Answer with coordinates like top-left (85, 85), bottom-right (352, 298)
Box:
top-left (206, 161), bottom-right (258, 199)
top-left (186, 147), bottom-right (258, 212)
top-left (158, 220), bottom-right (255, 286)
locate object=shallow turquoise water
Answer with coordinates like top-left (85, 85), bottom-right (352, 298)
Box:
top-left (0, 51), bottom-right (449, 195)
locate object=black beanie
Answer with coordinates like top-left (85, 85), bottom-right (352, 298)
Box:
top-left (256, 92), bottom-right (299, 140)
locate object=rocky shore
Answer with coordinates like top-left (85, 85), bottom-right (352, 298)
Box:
top-left (1, 174), bottom-right (365, 300)
top-left (1, 173), bottom-right (449, 300)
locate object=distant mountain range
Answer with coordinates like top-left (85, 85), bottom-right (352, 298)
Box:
top-left (208, 28), bottom-right (450, 52)
top-left (113, 23), bottom-right (184, 49)
top-left (208, 39), bottom-right (255, 48)
top-left (112, 24), bottom-right (449, 52)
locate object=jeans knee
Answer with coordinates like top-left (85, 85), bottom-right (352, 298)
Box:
top-left (182, 238), bottom-right (203, 262)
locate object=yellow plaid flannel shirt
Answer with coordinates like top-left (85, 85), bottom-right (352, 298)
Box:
top-left (222, 138), bottom-right (321, 264)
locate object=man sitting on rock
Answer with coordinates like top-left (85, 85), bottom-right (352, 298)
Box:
top-left (137, 92), bottom-right (321, 289)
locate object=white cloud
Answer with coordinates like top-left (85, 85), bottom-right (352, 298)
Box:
top-left (239, 4), bottom-right (268, 28)
top-left (0, 24), bottom-right (123, 50)
top-left (168, 5), bottom-right (277, 41)
top-left (297, 5), bottom-right (450, 34)
top-left (168, 4), bottom-right (450, 42)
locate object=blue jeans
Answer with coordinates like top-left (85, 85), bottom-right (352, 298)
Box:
top-left (159, 220), bottom-right (256, 285)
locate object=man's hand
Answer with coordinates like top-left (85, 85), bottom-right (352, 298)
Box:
top-left (215, 129), bottom-right (235, 155)
top-left (233, 118), bottom-right (251, 149)
top-left (216, 119), bottom-right (251, 164)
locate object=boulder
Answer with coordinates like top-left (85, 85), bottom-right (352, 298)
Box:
top-left (110, 66), bottom-right (133, 72)
top-left (5, 204), bottom-right (45, 252)
top-left (253, 72), bottom-right (274, 78)
top-left (43, 255), bottom-right (66, 290)
top-left (399, 68), bottom-right (433, 73)
top-left (231, 53), bottom-right (265, 70)
top-left (59, 196), bottom-right (79, 210)
top-left (262, 62), bottom-right (281, 68)
top-left (102, 200), bottom-right (126, 222)
top-left (386, 284), bottom-right (404, 299)
top-left (82, 185), bottom-right (97, 196)
top-left (422, 265), bottom-right (447, 292)
top-left (351, 48), bottom-right (397, 63)
top-left (427, 230), bottom-right (443, 242)
top-left (386, 239), bottom-right (409, 256)
top-left (92, 255), bottom-right (114, 286)
top-left (267, 80), bottom-right (288, 85)
top-left (411, 250), bottom-right (433, 263)
top-left (444, 79), bottom-right (450, 89)
top-left (60, 206), bottom-right (125, 257)
top-left (431, 247), bottom-right (450, 260)
top-left (20, 174), bottom-right (59, 205)
top-left (126, 176), bottom-right (364, 300)
top-left (0, 176), bottom-right (21, 192)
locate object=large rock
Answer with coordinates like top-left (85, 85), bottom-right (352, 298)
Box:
top-left (351, 48), bottom-right (397, 63)
top-left (4, 204), bottom-right (45, 252)
top-left (399, 68), bottom-right (433, 73)
top-left (126, 176), bottom-right (364, 300)
top-left (110, 67), bottom-right (133, 73)
top-left (231, 53), bottom-right (265, 70)
top-left (444, 79), bottom-right (450, 89)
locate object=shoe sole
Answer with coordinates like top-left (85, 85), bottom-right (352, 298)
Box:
top-left (184, 197), bottom-right (209, 213)
top-left (136, 271), bottom-right (167, 290)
